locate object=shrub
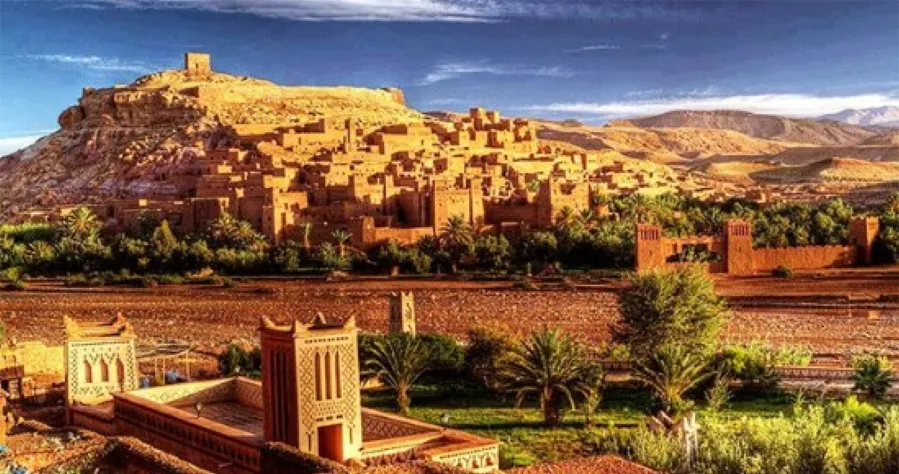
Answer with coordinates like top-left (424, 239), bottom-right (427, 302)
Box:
top-left (218, 344), bottom-right (262, 377)
top-left (464, 325), bottom-right (516, 390)
top-left (3, 279), bottom-right (26, 291)
top-left (153, 274), bottom-right (184, 285)
top-left (851, 354), bottom-right (894, 401)
top-left (772, 265), bottom-right (793, 278)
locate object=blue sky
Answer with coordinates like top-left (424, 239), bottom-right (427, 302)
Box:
top-left (1, 0), bottom-right (898, 154)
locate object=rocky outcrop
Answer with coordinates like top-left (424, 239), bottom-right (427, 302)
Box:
top-left (0, 66), bottom-right (419, 218)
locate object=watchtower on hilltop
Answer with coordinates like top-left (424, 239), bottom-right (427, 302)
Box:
top-left (184, 52), bottom-right (211, 74)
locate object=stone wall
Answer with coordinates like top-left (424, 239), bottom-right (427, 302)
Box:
top-left (752, 245), bottom-right (857, 272)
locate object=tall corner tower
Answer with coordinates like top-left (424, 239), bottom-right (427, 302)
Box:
top-left (259, 314), bottom-right (362, 463)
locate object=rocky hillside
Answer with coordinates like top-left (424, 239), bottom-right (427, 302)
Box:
top-left (0, 68), bottom-right (420, 215)
top-left (613, 110), bottom-right (877, 146)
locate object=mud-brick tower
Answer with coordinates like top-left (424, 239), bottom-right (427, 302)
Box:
top-left (260, 314), bottom-right (362, 463)
top-left (725, 220), bottom-right (754, 276)
top-left (389, 292), bottom-right (416, 336)
top-left (64, 314), bottom-right (139, 410)
top-left (184, 52), bottom-right (211, 74)
top-left (635, 223), bottom-right (664, 272)
top-left (849, 216), bottom-right (880, 265)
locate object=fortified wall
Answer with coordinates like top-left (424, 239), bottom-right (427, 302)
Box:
top-left (635, 217), bottom-right (879, 275)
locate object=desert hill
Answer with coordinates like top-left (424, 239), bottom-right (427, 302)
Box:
top-left (535, 120), bottom-right (790, 164)
top-left (613, 110), bottom-right (877, 146)
top-left (0, 67), bottom-right (420, 215)
top-left (751, 157), bottom-right (899, 183)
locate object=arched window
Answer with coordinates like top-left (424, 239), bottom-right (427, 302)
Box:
top-left (314, 352), bottom-right (323, 401)
top-left (100, 359), bottom-right (110, 382)
top-left (117, 359), bottom-right (126, 388)
top-left (324, 352), bottom-right (333, 400)
top-left (83, 360), bottom-right (93, 384)
top-left (334, 351), bottom-right (342, 399)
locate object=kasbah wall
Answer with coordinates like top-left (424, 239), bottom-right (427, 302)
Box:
top-left (636, 217), bottom-right (879, 275)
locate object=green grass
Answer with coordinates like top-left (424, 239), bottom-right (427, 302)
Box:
top-left (362, 382), bottom-right (803, 468)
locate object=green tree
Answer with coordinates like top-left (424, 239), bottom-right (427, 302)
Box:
top-left (497, 327), bottom-right (592, 427)
top-left (464, 325), bottom-right (516, 391)
top-left (614, 265), bottom-right (727, 361)
top-left (364, 334), bottom-right (431, 415)
top-left (852, 354), bottom-right (894, 401)
top-left (577, 364), bottom-right (606, 427)
top-left (331, 229), bottom-right (352, 259)
top-left (440, 215), bottom-right (474, 272)
top-left (149, 220), bottom-right (180, 268)
top-left (57, 207), bottom-right (101, 242)
top-left (632, 344), bottom-right (712, 414)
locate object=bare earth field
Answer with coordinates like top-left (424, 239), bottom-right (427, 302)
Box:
top-left (3, 269), bottom-right (899, 363)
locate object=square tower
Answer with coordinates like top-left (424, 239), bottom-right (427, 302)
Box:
top-left (849, 216), bottom-right (879, 265)
top-left (259, 314), bottom-right (362, 463)
top-left (635, 223), bottom-right (664, 272)
top-left (184, 52), bottom-right (211, 74)
top-left (389, 291), bottom-right (416, 335)
top-left (725, 219), bottom-right (754, 276)
top-left (64, 314), bottom-right (139, 409)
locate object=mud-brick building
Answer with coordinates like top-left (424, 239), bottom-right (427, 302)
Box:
top-left (635, 217), bottom-right (879, 275)
top-left (66, 315), bottom-right (500, 473)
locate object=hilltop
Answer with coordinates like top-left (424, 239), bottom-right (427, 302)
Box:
top-left (0, 58), bottom-right (419, 215)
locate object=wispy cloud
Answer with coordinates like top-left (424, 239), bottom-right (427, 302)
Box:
top-left (0, 133), bottom-right (52, 156)
top-left (23, 54), bottom-right (155, 73)
top-left (566, 44), bottom-right (621, 53)
top-left (421, 60), bottom-right (574, 85)
top-left (641, 32), bottom-right (671, 50)
top-left (67, 0), bottom-right (713, 23)
top-left (524, 93), bottom-right (899, 119)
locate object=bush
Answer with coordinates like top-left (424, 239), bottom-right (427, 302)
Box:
top-left (772, 265), bottom-right (793, 278)
top-left (464, 325), bottom-right (516, 390)
top-left (218, 344), bottom-right (262, 377)
top-left (3, 279), bottom-right (26, 291)
top-left (851, 353), bottom-right (894, 400)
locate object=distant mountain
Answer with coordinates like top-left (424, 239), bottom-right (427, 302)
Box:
top-left (820, 106), bottom-right (899, 128)
top-left (614, 109), bottom-right (877, 146)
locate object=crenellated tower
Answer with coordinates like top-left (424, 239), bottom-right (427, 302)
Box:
top-left (259, 313), bottom-right (362, 463)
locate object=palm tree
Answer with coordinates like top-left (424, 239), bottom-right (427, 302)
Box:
top-left (331, 229), bottom-right (352, 259)
top-left (440, 215), bottom-right (473, 272)
top-left (300, 222), bottom-right (313, 249)
top-left (852, 354), bottom-right (894, 401)
top-left (578, 209), bottom-right (596, 230)
top-left (497, 327), bottom-right (592, 427)
top-left (632, 344), bottom-right (712, 414)
top-left (576, 363), bottom-right (606, 427)
top-left (365, 335), bottom-right (430, 415)
top-left (59, 207), bottom-right (100, 241)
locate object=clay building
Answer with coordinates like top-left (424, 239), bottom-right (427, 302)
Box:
top-left (66, 314), bottom-right (500, 473)
top-left (635, 217), bottom-right (879, 275)
top-left (83, 54), bottom-right (603, 249)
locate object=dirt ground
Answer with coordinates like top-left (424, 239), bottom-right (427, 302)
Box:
top-left (2, 269), bottom-right (898, 363)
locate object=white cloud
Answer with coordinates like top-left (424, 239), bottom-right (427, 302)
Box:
top-left (71, 0), bottom-right (707, 23)
top-left (0, 134), bottom-right (46, 156)
top-left (567, 44), bottom-right (621, 53)
top-left (525, 93), bottom-right (899, 119)
top-left (24, 54), bottom-right (154, 73)
top-left (421, 60), bottom-right (574, 85)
